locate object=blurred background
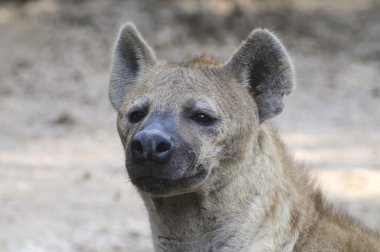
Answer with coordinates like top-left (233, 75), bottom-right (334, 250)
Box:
top-left (0, 0), bottom-right (379, 251)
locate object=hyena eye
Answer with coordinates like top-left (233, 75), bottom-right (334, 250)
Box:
top-left (191, 112), bottom-right (216, 126)
top-left (129, 111), bottom-right (145, 123)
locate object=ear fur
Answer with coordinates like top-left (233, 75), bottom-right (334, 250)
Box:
top-left (109, 23), bottom-right (156, 110)
top-left (226, 29), bottom-right (294, 123)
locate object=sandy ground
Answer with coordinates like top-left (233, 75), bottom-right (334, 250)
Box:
top-left (0, 0), bottom-right (379, 251)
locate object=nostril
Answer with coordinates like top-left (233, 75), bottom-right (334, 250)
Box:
top-left (131, 131), bottom-right (173, 163)
top-left (156, 141), bottom-right (171, 153)
top-left (131, 140), bottom-right (143, 153)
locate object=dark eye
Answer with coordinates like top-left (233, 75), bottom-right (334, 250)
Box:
top-left (129, 111), bottom-right (145, 123)
top-left (191, 112), bottom-right (215, 126)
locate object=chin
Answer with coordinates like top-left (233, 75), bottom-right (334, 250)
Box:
top-left (130, 169), bottom-right (209, 197)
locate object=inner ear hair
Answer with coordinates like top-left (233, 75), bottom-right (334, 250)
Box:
top-left (109, 23), bottom-right (156, 110)
top-left (226, 29), bottom-right (295, 123)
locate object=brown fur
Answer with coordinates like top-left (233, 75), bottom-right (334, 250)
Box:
top-left (109, 23), bottom-right (380, 251)
top-left (185, 55), bottom-right (219, 66)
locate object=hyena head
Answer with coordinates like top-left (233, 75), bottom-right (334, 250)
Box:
top-left (109, 23), bottom-right (294, 196)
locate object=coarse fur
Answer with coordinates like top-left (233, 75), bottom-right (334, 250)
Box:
top-left (109, 23), bottom-right (380, 251)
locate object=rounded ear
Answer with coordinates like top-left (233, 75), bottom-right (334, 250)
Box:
top-left (225, 29), bottom-right (295, 123)
top-left (109, 23), bottom-right (156, 110)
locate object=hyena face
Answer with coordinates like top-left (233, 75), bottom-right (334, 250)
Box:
top-left (114, 64), bottom-right (255, 196)
top-left (109, 24), bottom-right (294, 196)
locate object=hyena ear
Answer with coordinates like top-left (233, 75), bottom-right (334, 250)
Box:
top-left (225, 29), bottom-right (294, 123)
top-left (109, 23), bottom-right (157, 110)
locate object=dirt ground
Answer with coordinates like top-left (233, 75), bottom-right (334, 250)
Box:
top-left (0, 0), bottom-right (379, 251)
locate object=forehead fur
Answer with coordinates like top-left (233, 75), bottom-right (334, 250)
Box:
top-left (119, 63), bottom-right (258, 138)
top-left (121, 58), bottom-right (253, 115)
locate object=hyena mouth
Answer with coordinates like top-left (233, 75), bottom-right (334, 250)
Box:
top-left (131, 169), bottom-right (208, 194)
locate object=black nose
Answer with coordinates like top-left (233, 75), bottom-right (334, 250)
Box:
top-left (130, 130), bottom-right (174, 163)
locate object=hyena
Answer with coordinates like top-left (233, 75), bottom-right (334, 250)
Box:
top-left (109, 23), bottom-right (380, 251)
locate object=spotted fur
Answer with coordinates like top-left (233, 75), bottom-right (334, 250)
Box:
top-left (109, 23), bottom-right (380, 251)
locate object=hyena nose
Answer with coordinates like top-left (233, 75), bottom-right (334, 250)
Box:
top-left (130, 130), bottom-right (174, 163)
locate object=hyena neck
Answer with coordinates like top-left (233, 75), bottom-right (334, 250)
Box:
top-left (141, 126), bottom-right (313, 252)
top-left (142, 190), bottom-right (261, 251)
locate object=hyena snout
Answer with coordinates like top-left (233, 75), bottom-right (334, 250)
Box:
top-left (126, 114), bottom-right (207, 195)
top-left (131, 129), bottom-right (174, 164)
